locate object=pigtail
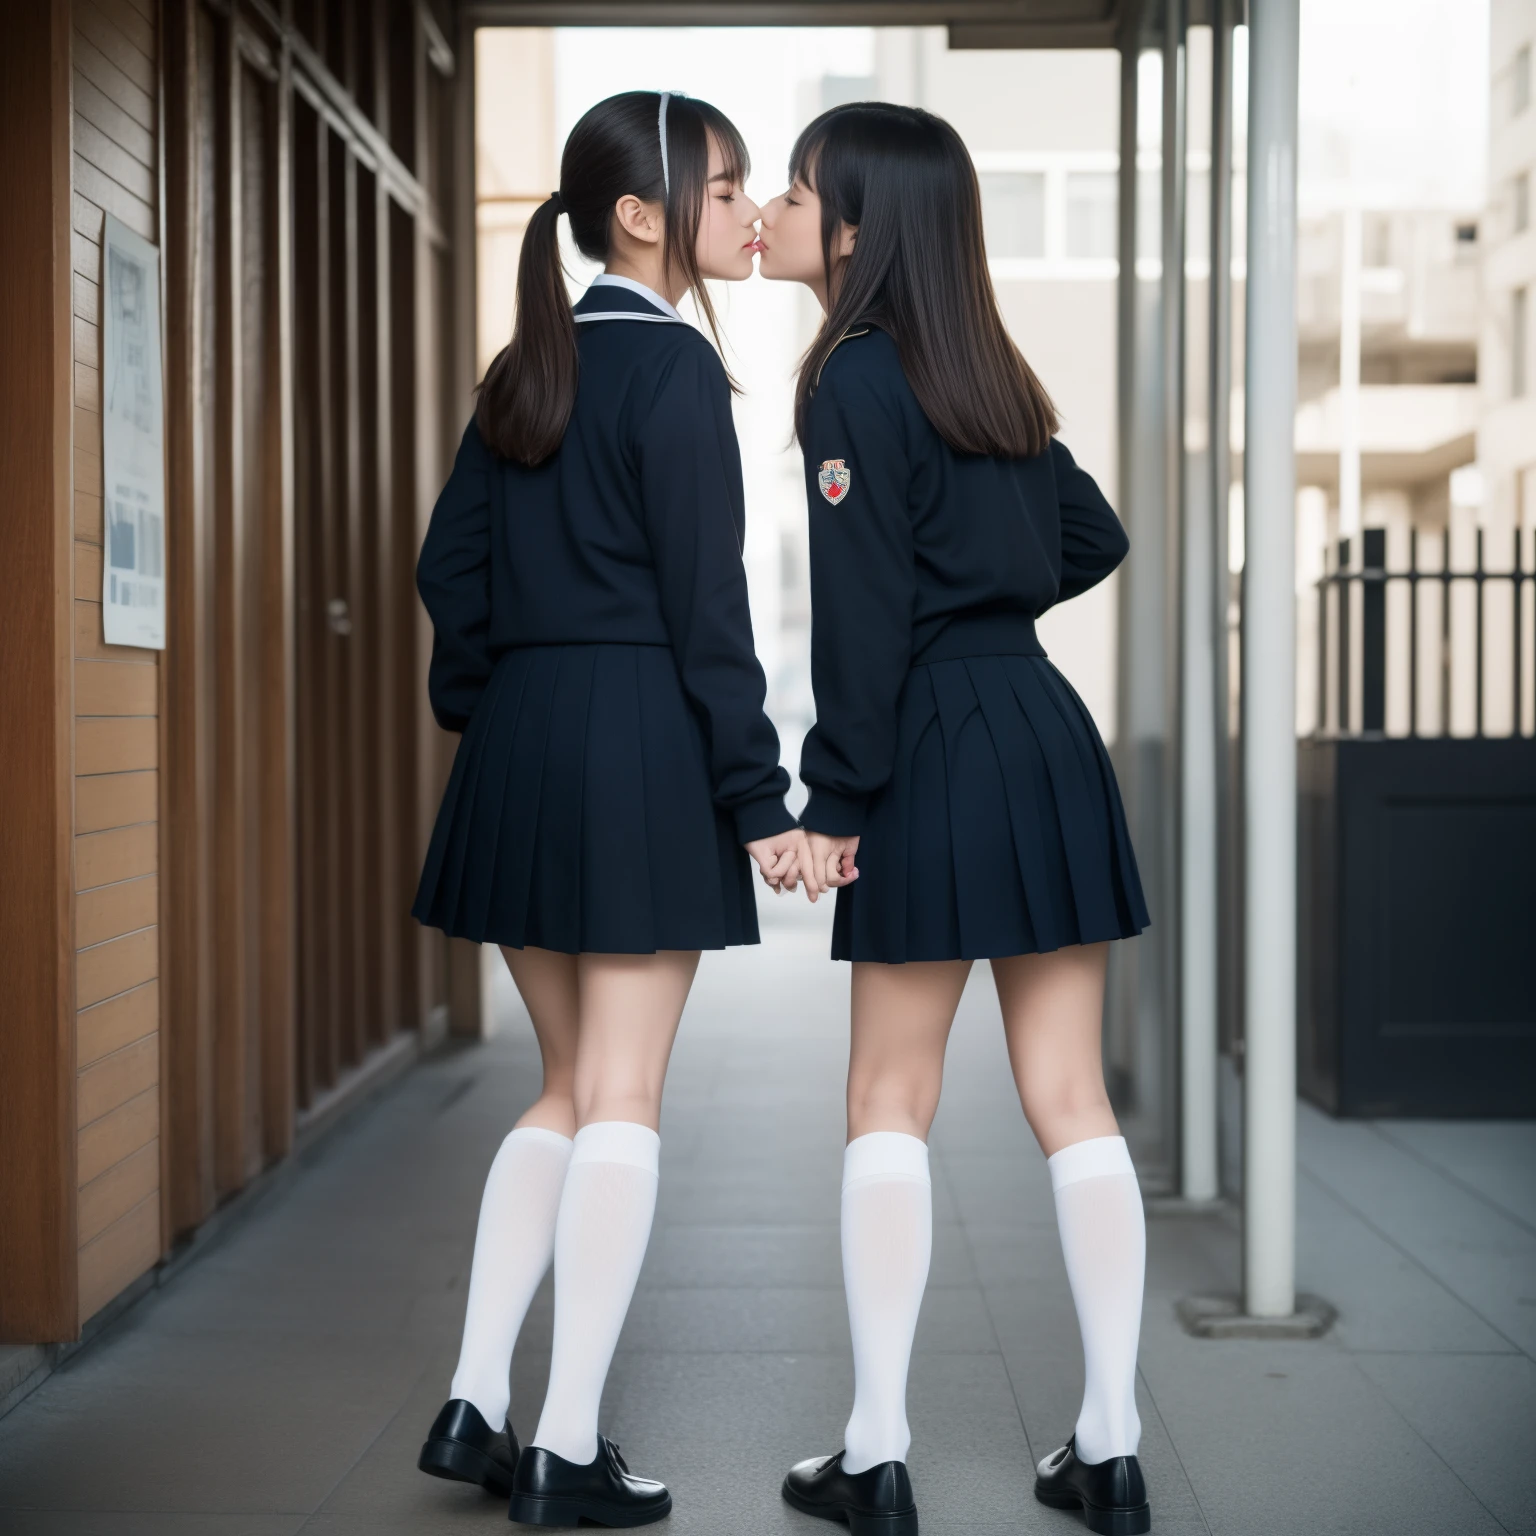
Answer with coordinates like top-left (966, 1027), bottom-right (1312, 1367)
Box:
top-left (476, 194), bottom-right (577, 466)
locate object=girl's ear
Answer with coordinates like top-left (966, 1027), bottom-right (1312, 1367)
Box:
top-left (614, 193), bottom-right (664, 246)
top-left (836, 222), bottom-right (858, 259)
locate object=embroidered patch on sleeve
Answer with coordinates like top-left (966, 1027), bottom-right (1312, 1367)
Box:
top-left (817, 459), bottom-right (851, 504)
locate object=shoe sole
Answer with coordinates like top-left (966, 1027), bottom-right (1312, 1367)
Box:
top-left (419, 1438), bottom-right (513, 1495)
top-left (781, 1477), bottom-right (920, 1536)
top-left (507, 1491), bottom-right (673, 1528)
top-left (1035, 1484), bottom-right (1151, 1535)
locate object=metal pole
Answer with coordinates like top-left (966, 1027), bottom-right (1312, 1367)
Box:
top-left (1242, 0), bottom-right (1300, 1318)
top-left (1182, 1), bottom-right (1233, 1205)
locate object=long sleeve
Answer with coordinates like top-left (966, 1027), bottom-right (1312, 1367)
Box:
top-left (636, 343), bottom-right (794, 844)
top-left (417, 419), bottom-right (495, 733)
top-left (1051, 437), bottom-right (1129, 604)
top-left (798, 364), bottom-right (916, 837)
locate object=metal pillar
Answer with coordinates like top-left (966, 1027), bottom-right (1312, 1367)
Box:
top-left (1180, 1), bottom-right (1231, 1205)
top-left (1242, 0), bottom-right (1301, 1318)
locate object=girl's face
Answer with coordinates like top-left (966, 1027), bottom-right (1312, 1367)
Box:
top-left (694, 133), bottom-right (763, 282)
top-left (757, 172), bottom-right (855, 307)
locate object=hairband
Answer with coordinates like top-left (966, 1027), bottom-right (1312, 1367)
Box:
top-left (658, 91), bottom-right (671, 198)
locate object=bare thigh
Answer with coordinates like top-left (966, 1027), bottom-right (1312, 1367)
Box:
top-left (991, 944), bottom-right (1118, 1157)
top-left (846, 960), bottom-right (973, 1142)
top-left (571, 950), bottom-right (701, 1131)
top-left (502, 946), bottom-right (581, 1137)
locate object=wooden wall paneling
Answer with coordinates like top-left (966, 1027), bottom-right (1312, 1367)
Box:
top-left (291, 90), bottom-right (324, 1109)
top-left (211, 6), bottom-right (254, 1196)
top-left (260, 25), bottom-right (299, 1163)
top-left (336, 137), bottom-right (366, 1071)
top-left (161, 0), bottom-right (219, 1240)
top-left (324, 0), bottom-right (346, 81)
top-left (389, 0), bottom-right (418, 173)
top-left (374, 178), bottom-right (402, 1045)
top-left (388, 197), bottom-right (423, 1030)
top-left (355, 164), bottom-right (386, 1051)
top-left (317, 122), bottom-right (344, 1088)
top-left (0, 0), bottom-right (79, 1343)
top-left (235, 26), bottom-right (284, 1172)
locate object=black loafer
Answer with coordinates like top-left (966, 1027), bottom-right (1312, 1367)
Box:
top-left (782, 1451), bottom-right (918, 1536)
top-left (508, 1437), bottom-right (671, 1528)
top-left (418, 1398), bottom-right (519, 1494)
top-left (1034, 1437), bottom-right (1150, 1535)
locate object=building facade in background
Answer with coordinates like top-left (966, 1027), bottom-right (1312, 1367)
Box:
top-left (1481, 5), bottom-right (1536, 634)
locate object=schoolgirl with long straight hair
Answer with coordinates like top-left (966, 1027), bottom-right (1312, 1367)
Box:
top-left (758, 104), bottom-right (1152, 1536)
top-left (411, 90), bottom-right (806, 1528)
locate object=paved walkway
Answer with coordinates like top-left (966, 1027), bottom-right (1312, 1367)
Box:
top-left (2, 901), bottom-right (1534, 1535)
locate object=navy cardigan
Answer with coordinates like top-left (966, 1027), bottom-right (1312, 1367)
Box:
top-left (417, 281), bottom-right (794, 845)
top-left (797, 326), bottom-right (1129, 836)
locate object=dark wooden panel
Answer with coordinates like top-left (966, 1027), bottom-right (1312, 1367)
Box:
top-left (291, 89), bottom-right (326, 1110)
top-left (354, 165), bottom-right (385, 1050)
top-left (331, 131), bottom-right (363, 1072)
top-left (256, 33), bottom-right (298, 1167)
top-left (0, 0), bottom-right (79, 1344)
top-left (388, 197), bottom-right (423, 1028)
top-left (208, 4), bottom-right (255, 1198)
top-left (371, 179), bottom-right (401, 1045)
top-left (160, 0), bottom-right (218, 1240)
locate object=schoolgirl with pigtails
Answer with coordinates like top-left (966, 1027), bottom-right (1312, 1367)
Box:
top-left (759, 104), bottom-right (1154, 1536)
top-left (411, 91), bottom-right (806, 1528)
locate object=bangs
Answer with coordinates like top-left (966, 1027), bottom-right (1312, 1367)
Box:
top-left (697, 100), bottom-right (750, 185)
top-left (787, 121), bottom-right (828, 190)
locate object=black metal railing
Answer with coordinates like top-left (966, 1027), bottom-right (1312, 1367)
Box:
top-left (1313, 526), bottom-right (1536, 739)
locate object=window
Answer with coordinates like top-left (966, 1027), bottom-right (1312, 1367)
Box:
top-left (1515, 287), bottom-right (1528, 399)
top-left (1515, 44), bottom-right (1532, 118)
top-left (1515, 174), bottom-right (1530, 236)
top-left (1066, 171), bottom-right (1118, 259)
top-left (980, 172), bottom-right (1046, 259)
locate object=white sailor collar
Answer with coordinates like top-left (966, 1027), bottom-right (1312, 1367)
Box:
top-left (575, 273), bottom-right (686, 324)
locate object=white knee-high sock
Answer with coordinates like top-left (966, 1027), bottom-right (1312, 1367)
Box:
top-left (449, 1125), bottom-right (573, 1428)
top-left (840, 1131), bottom-right (933, 1474)
top-left (1048, 1135), bottom-right (1146, 1465)
top-left (531, 1121), bottom-right (661, 1465)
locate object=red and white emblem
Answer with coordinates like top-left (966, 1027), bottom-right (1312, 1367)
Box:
top-left (817, 458), bottom-right (851, 504)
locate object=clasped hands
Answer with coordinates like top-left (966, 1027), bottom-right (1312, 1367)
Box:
top-left (743, 829), bottom-right (858, 902)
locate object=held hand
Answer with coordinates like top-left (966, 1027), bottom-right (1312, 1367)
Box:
top-left (744, 828), bottom-right (810, 895)
top-left (802, 832), bottom-right (859, 903)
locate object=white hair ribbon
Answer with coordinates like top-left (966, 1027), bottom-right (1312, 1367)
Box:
top-left (658, 91), bottom-right (671, 197)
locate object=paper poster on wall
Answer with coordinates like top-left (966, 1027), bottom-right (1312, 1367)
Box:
top-left (101, 213), bottom-right (166, 650)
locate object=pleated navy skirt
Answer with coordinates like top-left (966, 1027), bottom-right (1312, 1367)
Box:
top-left (413, 643), bottom-right (759, 954)
top-left (830, 654), bottom-right (1150, 963)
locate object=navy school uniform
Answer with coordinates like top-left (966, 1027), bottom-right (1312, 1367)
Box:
top-left (412, 276), bottom-right (795, 954)
top-left (798, 325), bottom-right (1150, 963)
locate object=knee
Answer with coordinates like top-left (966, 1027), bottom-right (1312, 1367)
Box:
top-left (1018, 1068), bottom-right (1114, 1137)
top-left (572, 1069), bottom-right (664, 1130)
top-left (516, 1090), bottom-right (577, 1140)
top-left (846, 1064), bottom-right (941, 1141)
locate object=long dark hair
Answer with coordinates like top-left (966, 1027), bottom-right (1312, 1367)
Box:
top-left (477, 91), bottom-right (749, 465)
top-left (792, 102), bottom-right (1057, 458)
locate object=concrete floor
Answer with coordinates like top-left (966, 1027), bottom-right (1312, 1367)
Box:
top-left (1, 900), bottom-right (1533, 1535)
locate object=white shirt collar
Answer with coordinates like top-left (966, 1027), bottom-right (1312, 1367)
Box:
top-left (589, 272), bottom-right (685, 322)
